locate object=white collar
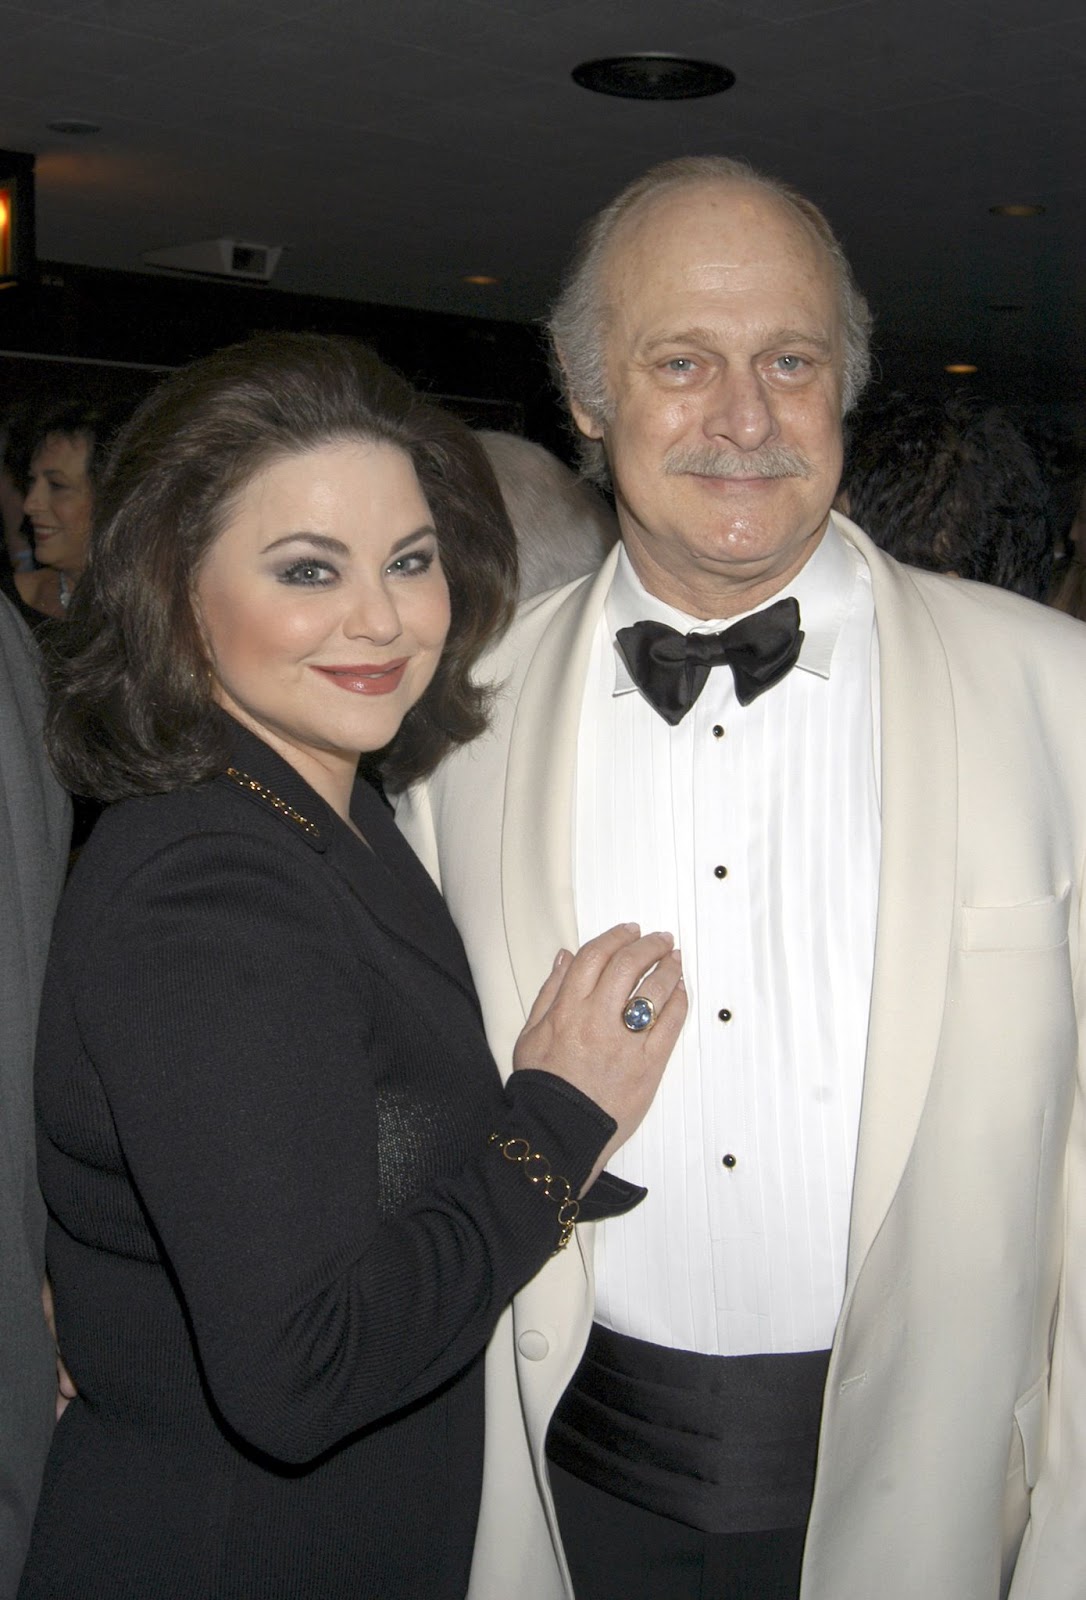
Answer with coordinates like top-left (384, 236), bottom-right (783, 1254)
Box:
top-left (605, 518), bottom-right (863, 694)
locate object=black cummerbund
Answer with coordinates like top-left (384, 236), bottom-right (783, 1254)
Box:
top-left (547, 1323), bottom-right (831, 1533)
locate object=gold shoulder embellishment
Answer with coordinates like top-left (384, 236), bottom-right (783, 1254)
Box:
top-left (224, 766), bottom-right (321, 839)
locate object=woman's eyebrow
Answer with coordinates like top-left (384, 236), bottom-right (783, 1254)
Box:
top-left (260, 532), bottom-right (351, 555)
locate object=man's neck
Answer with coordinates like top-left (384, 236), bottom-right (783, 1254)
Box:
top-left (619, 522), bottom-right (830, 621)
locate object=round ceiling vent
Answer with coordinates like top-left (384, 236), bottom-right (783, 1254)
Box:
top-left (572, 55), bottom-right (735, 101)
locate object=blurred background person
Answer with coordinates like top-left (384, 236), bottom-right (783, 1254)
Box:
top-left (0, 411), bottom-right (36, 575)
top-left (1051, 558), bottom-right (1086, 622)
top-left (839, 390), bottom-right (1052, 600)
top-left (0, 594), bottom-right (70, 1600)
top-left (12, 400), bottom-right (130, 851)
top-left (15, 401), bottom-right (128, 625)
top-left (1050, 471), bottom-right (1086, 622)
top-left (477, 429), bottom-right (617, 599)
top-left (1, 410), bottom-right (43, 629)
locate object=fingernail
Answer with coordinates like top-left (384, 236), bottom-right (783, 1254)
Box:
top-left (553, 948), bottom-right (570, 971)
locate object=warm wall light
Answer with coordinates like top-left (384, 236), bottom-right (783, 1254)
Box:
top-left (462, 273), bottom-right (499, 285)
top-left (0, 149), bottom-right (35, 285)
top-left (945, 363), bottom-right (978, 374)
top-left (989, 203), bottom-right (1045, 217)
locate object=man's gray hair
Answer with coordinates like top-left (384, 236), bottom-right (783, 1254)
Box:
top-left (547, 155), bottom-right (873, 487)
top-left (476, 430), bottom-right (617, 598)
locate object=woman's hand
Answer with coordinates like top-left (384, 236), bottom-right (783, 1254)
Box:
top-left (513, 924), bottom-right (686, 1193)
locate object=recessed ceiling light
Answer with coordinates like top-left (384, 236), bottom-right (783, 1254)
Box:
top-left (572, 54), bottom-right (735, 101)
top-left (462, 273), bottom-right (499, 286)
top-left (945, 363), bottom-right (978, 375)
top-left (988, 203), bottom-right (1045, 218)
top-left (46, 118), bottom-right (101, 135)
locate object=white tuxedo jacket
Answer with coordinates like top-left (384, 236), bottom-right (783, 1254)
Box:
top-left (398, 516), bottom-right (1086, 1600)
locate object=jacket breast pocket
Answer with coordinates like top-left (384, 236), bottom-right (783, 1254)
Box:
top-left (960, 889), bottom-right (1070, 954)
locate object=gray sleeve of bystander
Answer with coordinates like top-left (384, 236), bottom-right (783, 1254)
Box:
top-left (0, 597), bottom-right (70, 1598)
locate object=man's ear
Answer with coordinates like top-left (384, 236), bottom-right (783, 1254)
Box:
top-left (569, 397), bottom-right (605, 442)
top-left (555, 346), bottom-right (606, 442)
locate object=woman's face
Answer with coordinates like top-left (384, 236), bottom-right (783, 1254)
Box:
top-left (195, 440), bottom-right (451, 801)
top-left (23, 432), bottom-right (94, 574)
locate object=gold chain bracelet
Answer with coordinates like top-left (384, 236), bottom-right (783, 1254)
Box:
top-left (489, 1133), bottom-right (581, 1253)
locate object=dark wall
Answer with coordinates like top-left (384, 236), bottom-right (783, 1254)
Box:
top-left (0, 259), bottom-right (571, 456)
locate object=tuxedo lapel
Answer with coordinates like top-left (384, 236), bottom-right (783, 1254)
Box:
top-left (502, 554), bottom-right (618, 1018)
top-left (836, 518), bottom-right (958, 1285)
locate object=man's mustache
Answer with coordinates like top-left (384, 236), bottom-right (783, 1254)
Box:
top-left (664, 444), bottom-right (815, 479)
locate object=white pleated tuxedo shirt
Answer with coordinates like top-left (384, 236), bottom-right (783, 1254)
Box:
top-left (574, 523), bottom-right (881, 1356)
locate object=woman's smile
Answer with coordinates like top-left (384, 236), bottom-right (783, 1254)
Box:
top-left (309, 660), bottom-right (409, 694)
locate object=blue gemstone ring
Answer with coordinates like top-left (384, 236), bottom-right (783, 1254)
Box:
top-left (623, 995), bottom-right (656, 1033)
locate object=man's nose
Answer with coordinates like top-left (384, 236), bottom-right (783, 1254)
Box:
top-left (701, 366), bottom-right (777, 452)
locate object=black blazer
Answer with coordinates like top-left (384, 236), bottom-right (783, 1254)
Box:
top-left (20, 723), bottom-right (615, 1600)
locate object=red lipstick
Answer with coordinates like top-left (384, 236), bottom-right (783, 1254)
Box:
top-left (311, 661), bottom-right (408, 695)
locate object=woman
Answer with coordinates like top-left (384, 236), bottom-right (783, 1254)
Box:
top-left (21, 333), bottom-right (685, 1598)
top-left (16, 401), bottom-right (130, 848)
top-left (17, 402), bottom-right (110, 622)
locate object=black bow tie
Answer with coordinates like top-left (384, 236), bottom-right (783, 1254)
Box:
top-left (615, 597), bottom-right (804, 726)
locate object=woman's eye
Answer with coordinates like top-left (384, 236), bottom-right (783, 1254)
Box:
top-left (387, 549), bottom-right (434, 577)
top-left (278, 559), bottom-right (337, 586)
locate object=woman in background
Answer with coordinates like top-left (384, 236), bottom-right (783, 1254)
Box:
top-left (17, 401), bottom-right (121, 623)
top-left (20, 333), bottom-right (684, 1598)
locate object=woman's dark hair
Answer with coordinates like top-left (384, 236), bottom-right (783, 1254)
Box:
top-left (841, 391), bottom-right (1052, 600)
top-left (46, 332), bottom-right (518, 800)
top-left (23, 398), bottom-right (130, 491)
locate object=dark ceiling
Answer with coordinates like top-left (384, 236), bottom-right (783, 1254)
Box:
top-left (2, 0), bottom-right (1084, 412)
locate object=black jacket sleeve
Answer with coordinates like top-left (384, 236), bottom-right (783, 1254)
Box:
top-left (65, 827), bottom-right (614, 1466)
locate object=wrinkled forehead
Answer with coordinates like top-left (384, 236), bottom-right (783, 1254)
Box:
top-left (599, 179), bottom-right (841, 330)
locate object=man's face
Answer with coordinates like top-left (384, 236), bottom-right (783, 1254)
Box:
top-left (572, 181), bottom-right (846, 618)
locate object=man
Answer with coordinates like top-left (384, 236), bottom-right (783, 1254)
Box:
top-left (398, 157), bottom-right (1086, 1599)
top-left (0, 595), bottom-right (69, 1596)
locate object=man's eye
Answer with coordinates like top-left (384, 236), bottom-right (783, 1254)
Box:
top-left (774, 355), bottom-right (806, 373)
top-left (665, 358), bottom-right (696, 373)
